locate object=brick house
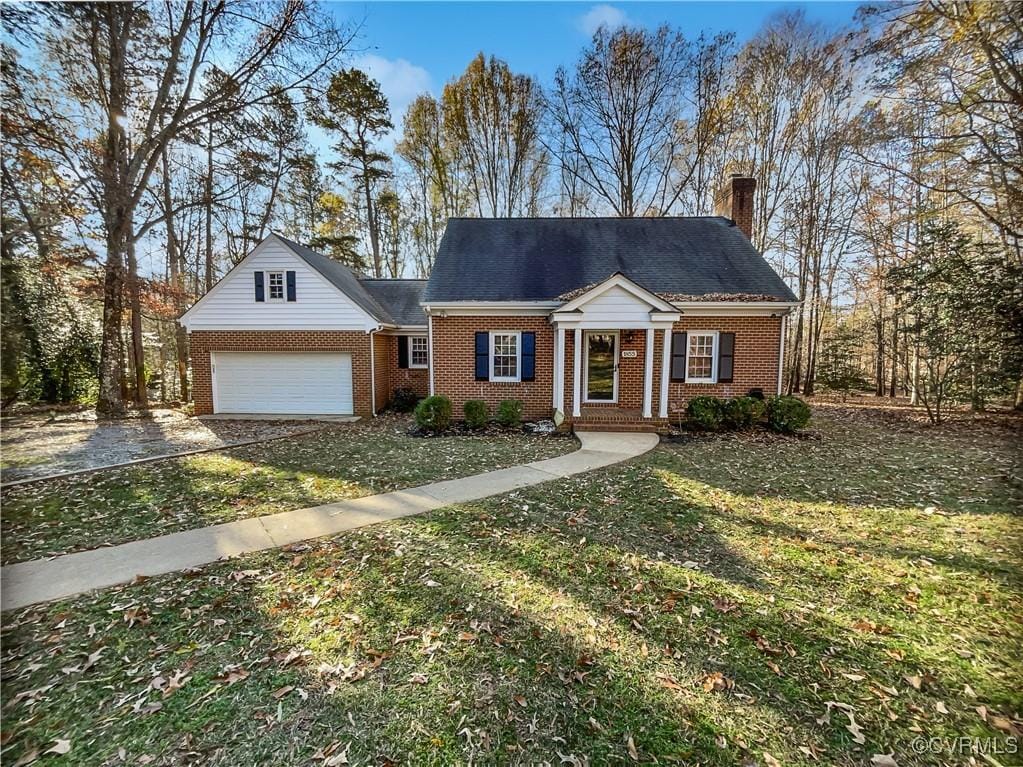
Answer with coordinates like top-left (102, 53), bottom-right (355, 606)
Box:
top-left (180, 175), bottom-right (798, 431)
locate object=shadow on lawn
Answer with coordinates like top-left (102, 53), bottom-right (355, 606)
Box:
top-left (2, 463), bottom-right (1018, 765)
top-left (655, 417), bottom-right (1023, 520)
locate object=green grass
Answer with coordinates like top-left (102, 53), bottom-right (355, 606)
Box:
top-left (2, 407), bottom-right (1020, 766)
top-left (0, 417), bottom-right (575, 564)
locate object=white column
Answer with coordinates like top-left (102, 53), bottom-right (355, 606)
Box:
top-left (659, 328), bottom-right (671, 418)
top-left (642, 328), bottom-right (654, 418)
top-left (554, 326), bottom-right (565, 412)
top-left (572, 327), bottom-right (582, 417)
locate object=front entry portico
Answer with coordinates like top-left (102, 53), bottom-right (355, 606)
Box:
top-left (550, 273), bottom-right (680, 425)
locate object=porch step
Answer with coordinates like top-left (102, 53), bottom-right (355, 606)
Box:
top-left (573, 422), bottom-right (662, 433)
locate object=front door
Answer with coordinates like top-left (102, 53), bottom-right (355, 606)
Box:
top-left (584, 332), bottom-right (618, 402)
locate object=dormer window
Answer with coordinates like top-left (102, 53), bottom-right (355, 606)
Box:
top-left (267, 271), bottom-right (285, 301)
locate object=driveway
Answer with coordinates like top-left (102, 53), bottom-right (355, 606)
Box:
top-left (0, 408), bottom-right (320, 483)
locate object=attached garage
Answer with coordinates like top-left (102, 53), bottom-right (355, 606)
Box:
top-left (211, 352), bottom-right (354, 415)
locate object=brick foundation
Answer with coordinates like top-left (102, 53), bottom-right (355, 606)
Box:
top-left (189, 330), bottom-right (374, 416)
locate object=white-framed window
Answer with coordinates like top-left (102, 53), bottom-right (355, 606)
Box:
top-left (490, 331), bottom-right (521, 382)
top-left (685, 331), bottom-right (718, 383)
top-left (267, 271), bottom-right (285, 301)
top-left (410, 335), bottom-right (429, 368)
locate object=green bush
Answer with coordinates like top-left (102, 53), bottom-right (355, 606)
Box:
top-left (722, 396), bottom-right (766, 430)
top-left (495, 399), bottom-right (523, 428)
top-left (414, 395), bottom-right (452, 432)
top-left (766, 395), bottom-right (811, 433)
top-left (391, 387), bottom-right (419, 413)
top-left (463, 399), bottom-right (489, 429)
top-left (686, 396), bottom-right (726, 430)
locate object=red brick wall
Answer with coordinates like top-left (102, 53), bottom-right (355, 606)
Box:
top-left (430, 316), bottom-right (553, 420)
top-left (189, 330), bottom-right (373, 416)
top-left (379, 335), bottom-right (429, 405)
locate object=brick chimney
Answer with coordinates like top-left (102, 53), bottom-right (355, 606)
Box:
top-left (714, 174), bottom-right (756, 240)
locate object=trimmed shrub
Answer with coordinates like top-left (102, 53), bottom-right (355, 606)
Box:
top-left (722, 396), bottom-right (766, 430)
top-left (686, 396), bottom-right (726, 431)
top-left (414, 395), bottom-right (452, 432)
top-left (391, 387), bottom-right (419, 413)
top-left (463, 399), bottom-right (489, 429)
top-left (495, 399), bottom-right (524, 428)
top-left (766, 395), bottom-right (811, 433)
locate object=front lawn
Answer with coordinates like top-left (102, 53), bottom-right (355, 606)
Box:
top-left (2, 406), bottom-right (1020, 765)
top-left (0, 416), bottom-right (575, 565)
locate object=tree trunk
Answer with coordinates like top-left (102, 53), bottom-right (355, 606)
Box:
top-left (1014, 374), bottom-right (1023, 410)
top-left (874, 315), bottom-right (885, 396)
top-left (162, 147), bottom-right (189, 402)
top-left (96, 4), bottom-right (133, 417)
top-left (363, 171), bottom-right (380, 276)
top-left (204, 122), bottom-right (214, 292)
top-left (788, 310), bottom-right (804, 395)
top-left (889, 310), bottom-right (898, 398)
top-left (125, 212), bottom-right (147, 407)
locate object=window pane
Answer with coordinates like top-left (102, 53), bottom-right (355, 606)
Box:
top-left (411, 336), bottom-right (428, 366)
top-left (688, 334), bottom-right (714, 379)
top-left (493, 334), bottom-right (518, 378)
top-left (268, 272), bottom-right (284, 299)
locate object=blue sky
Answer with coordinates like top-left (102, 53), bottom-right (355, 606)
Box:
top-left (328, 1), bottom-right (862, 144)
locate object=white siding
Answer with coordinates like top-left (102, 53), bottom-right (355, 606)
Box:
top-left (212, 352), bottom-right (353, 414)
top-left (181, 240), bottom-right (374, 331)
top-left (574, 285), bottom-right (654, 324)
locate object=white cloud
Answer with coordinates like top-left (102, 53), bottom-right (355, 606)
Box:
top-left (578, 4), bottom-right (628, 36)
top-left (355, 54), bottom-right (433, 150)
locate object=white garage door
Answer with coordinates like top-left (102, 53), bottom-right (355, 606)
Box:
top-left (212, 352), bottom-right (353, 415)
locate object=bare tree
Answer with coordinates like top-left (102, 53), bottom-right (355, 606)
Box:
top-left (548, 25), bottom-right (691, 217)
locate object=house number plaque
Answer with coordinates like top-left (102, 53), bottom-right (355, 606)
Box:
top-left (621, 350), bottom-right (638, 358)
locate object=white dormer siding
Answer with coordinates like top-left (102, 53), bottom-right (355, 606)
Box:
top-left (180, 238), bottom-right (376, 331)
top-left (575, 284), bottom-right (660, 324)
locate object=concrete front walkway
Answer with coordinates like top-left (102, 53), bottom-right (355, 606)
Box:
top-left (0, 432), bottom-right (658, 611)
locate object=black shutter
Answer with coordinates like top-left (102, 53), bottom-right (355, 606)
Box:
top-left (254, 271), bottom-right (265, 302)
top-left (718, 332), bottom-right (735, 383)
top-left (521, 332), bottom-right (535, 381)
top-left (286, 270), bottom-right (296, 302)
top-left (670, 332), bottom-right (687, 381)
top-left (475, 332), bottom-right (489, 381)
top-left (397, 336), bottom-right (409, 368)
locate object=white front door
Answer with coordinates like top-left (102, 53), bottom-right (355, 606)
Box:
top-left (212, 352), bottom-right (353, 414)
top-left (583, 331), bottom-right (618, 403)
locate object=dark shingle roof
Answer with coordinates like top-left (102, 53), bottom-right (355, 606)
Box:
top-left (359, 279), bottom-right (428, 326)
top-left (423, 217), bottom-right (797, 303)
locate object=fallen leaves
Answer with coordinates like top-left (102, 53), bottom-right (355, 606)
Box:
top-left (700, 672), bottom-right (733, 693)
top-left (45, 739), bottom-right (71, 755)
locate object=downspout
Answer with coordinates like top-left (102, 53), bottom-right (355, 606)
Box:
top-left (369, 326), bottom-right (378, 416)
top-left (427, 310), bottom-right (435, 396)
top-left (773, 312), bottom-right (781, 396)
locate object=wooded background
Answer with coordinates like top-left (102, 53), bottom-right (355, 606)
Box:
top-left (2, 1), bottom-right (1020, 423)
